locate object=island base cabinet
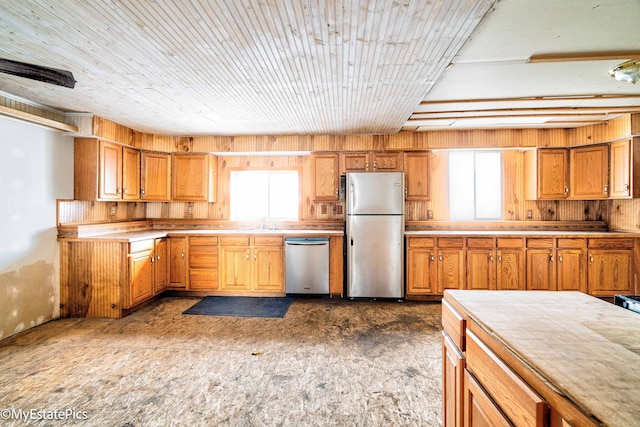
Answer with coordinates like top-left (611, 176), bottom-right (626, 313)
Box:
top-left (443, 332), bottom-right (465, 427)
top-left (464, 370), bottom-right (511, 427)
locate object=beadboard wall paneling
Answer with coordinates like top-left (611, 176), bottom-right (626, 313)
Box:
top-left (609, 199), bottom-right (640, 231)
top-left (57, 200), bottom-right (146, 224)
top-left (572, 115), bottom-right (632, 145)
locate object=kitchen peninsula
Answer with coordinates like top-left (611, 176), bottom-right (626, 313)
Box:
top-left (442, 290), bottom-right (640, 426)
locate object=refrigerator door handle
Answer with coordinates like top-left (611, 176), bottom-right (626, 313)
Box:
top-left (350, 238), bottom-right (354, 246)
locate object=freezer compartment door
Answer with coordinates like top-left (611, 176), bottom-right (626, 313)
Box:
top-left (347, 172), bottom-right (404, 215)
top-left (347, 215), bottom-right (404, 298)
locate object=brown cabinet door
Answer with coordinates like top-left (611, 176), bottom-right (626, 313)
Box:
top-left (406, 248), bottom-right (436, 294)
top-left (609, 139), bottom-right (631, 198)
top-left (538, 149), bottom-right (569, 199)
top-left (404, 152), bottom-right (431, 201)
top-left (340, 152), bottom-right (370, 173)
top-left (556, 249), bottom-right (586, 292)
top-left (588, 249), bottom-right (633, 296)
top-left (168, 237), bottom-right (186, 288)
top-left (253, 246), bottom-right (284, 291)
top-left (141, 152), bottom-right (171, 201)
top-left (437, 249), bottom-right (465, 293)
top-left (129, 250), bottom-right (154, 307)
top-left (313, 153), bottom-right (339, 201)
top-left (122, 147), bottom-right (140, 200)
top-left (372, 152), bottom-right (402, 171)
top-left (464, 370), bottom-right (512, 427)
top-left (219, 247), bottom-right (252, 291)
top-left (443, 333), bottom-right (465, 427)
top-left (466, 250), bottom-right (495, 290)
top-left (497, 249), bottom-right (525, 291)
top-left (154, 238), bottom-right (169, 293)
top-left (526, 249), bottom-right (555, 291)
top-left (99, 140), bottom-right (122, 200)
top-left (570, 144), bottom-right (609, 199)
top-left (172, 153), bottom-right (216, 201)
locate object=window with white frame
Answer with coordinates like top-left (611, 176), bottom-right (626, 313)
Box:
top-left (230, 170), bottom-right (299, 220)
top-left (448, 151), bottom-right (502, 221)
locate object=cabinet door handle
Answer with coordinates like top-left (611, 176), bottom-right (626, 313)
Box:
top-left (141, 188), bottom-right (146, 196)
top-left (489, 254), bottom-right (494, 263)
top-left (181, 250), bottom-right (185, 259)
top-left (254, 250), bottom-right (257, 260)
top-left (373, 161), bottom-right (377, 170)
top-left (117, 187), bottom-right (122, 195)
top-left (558, 255), bottom-right (563, 262)
top-left (497, 255), bottom-right (502, 264)
top-left (150, 255), bottom-right (154, 264)
top-left (624, 183), bottom-right (630, 191)
top-left (246, 251), bottom-right (250, 260)
top-left (365, 162), bottom-right (369, 171)
top-left (430, 253), bottom-right (434, 262)
top-left (565, 186), bottom-right (569, 194)
top-left (123, 188), bottom-right (128, 194)
top-left (603, 184), bottom-right (608, 194)
top-left (157, 254), bottom-right (161, 261)
top-left (589, 255), bottom-right (594, 264)
top-left (549, 253), bottom-right (553, 264)
top-left (438, 254), bottom-right (443, 262)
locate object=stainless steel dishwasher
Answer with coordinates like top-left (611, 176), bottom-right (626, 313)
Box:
top-left (284, 237), bottom-right (330, 294)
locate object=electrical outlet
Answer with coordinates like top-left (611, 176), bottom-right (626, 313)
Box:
top-left (109, 204), bottom-right (117, 216)
top-left (527, 209), bottom-right (533, 219)
top-left (321, 204), bottom-right (327, 214)
top-left (336, 205), bottom-right (343, 215)
top-left (427, 210), bottom-right (433, 219)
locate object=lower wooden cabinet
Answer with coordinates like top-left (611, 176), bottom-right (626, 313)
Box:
top-left (407, 234), bottom-right (634, 298)
top-left (219, 235), bottom-right (284, 294)
top-left (188, 236), bottom-right (219, 290)
top-left (406, 237), bottom-right (464, 296)
top-left (587, 239), bottom-right (634, 296)
top-left (126, 238), bottom-right (168, 308)
top-left (168, 237), bottom-right (186, 289)
top-left (443, 332), bottom-right (465, 427)
top-left (463, 370), bottom-right (512, 427)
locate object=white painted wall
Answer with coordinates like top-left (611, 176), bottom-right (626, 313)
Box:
top-left (0, 116), bottom-right (74, 340)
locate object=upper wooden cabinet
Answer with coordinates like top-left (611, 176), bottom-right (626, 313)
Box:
top-left (570, 144), bottom-right (609, 199)
top-left (609, 138), bottom-right (640, 199)
top-left (524, 148), bottom-right (569, 200)
top-left (339, 151), bottom-right (403, 174)
top-left (172, 153), bottom-right (217, 202)
top-left (141, 152), bottom-right (171, 201)
top-left (74, 138), bottom-right (141, 201)
top-left (312, 152), bottom-right (339, 201)
top-left (404, 152), bottom-right (431, 201)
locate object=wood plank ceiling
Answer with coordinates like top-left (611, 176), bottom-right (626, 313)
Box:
top-left (1, 0), bottom-right (639, 136)
top-left (0, 0), bottom-right (494, 135)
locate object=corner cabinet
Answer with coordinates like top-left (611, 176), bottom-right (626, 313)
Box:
top-left (172, 153), bottom-right (218, 202)
top-left (125, 238), bottom-right (168, 308)
top-left (74, 138), bottom-right (141, 201)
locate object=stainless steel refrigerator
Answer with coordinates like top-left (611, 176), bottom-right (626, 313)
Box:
top-left (346, 172), bottom-right (404, 299)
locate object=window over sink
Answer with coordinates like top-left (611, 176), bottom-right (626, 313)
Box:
top-left (230, 170), bottom-right (299, 221)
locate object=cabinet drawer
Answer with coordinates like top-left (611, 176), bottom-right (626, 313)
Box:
top-left (254, 236), bottom-right (283, 246)
top-left (467, 238), bottom-right (494, 248)
top-left (189, 247), bottom-right (218, 268)
top-left (442, 299), bottom-right (465, 351)
top-left (408, 237), bottom-right (434, 248)
top-left (189, 269), bottom-right (218, 289)
top-left (527, 238), bottom-right (553, 248)
top-left (438, 237), bottom-right (464, 248)
top-left (220, 236), bottom-right (250, 246)
top-left (557, 238), bottom-right (585, 249)
top-left (129, 239), bottom-right (153, 253)
top-left (497, 238), bottom-right (523, 248)
top-left (466, 330), bottom-right (548, 426)
top-left (190, 236), bottom-right (218, 246)
top-left (588, 238), bottom-right (634, 249)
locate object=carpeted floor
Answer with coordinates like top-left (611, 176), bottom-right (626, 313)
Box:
top-left (0, 297), bottom-right (443, 426)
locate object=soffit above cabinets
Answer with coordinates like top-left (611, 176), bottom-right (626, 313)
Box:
top-left (1, 0), bottom-right (640, 136)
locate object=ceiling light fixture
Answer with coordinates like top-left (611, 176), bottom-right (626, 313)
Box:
top-left (608, 60), bottom-right (640, 84)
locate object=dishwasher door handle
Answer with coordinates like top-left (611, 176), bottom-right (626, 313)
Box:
top-left (285, 242), bottom-right (328, 246)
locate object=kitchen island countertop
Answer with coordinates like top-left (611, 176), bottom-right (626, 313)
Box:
top-left (445, 290), bottom-right (640, 426)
